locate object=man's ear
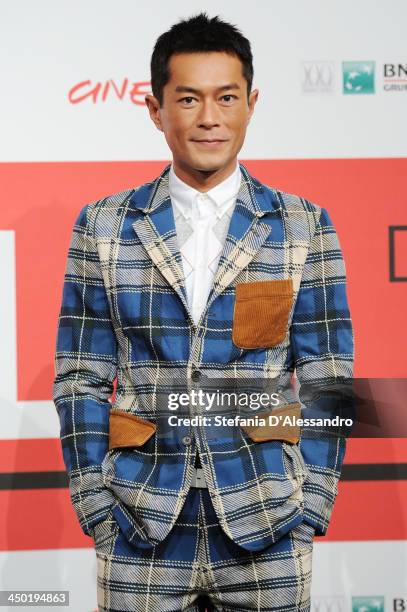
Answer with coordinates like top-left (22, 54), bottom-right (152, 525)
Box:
top-left (247, 88), bottom-right (259, 124)
top-left (145, 94), bottom-right (163, 132)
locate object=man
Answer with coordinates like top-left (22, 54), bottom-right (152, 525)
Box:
top-left (53, 12), bottom-right (353, 612)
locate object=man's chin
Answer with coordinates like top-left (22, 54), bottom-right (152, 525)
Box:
top-left (189, 157), bottom-right (231, 175)
top-left (194, 166), bottom-right (222, 175)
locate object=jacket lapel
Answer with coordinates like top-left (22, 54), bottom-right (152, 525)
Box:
top-left (129, 165), bottom-right (192, 323)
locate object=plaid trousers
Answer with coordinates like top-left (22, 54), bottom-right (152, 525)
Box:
top-left (92, 485), bottom-right (314, 612)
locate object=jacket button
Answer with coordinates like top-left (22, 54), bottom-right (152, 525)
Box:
top-left (191, 369), bottom-right (201, 382)
top-left (182, 435), bottom-right (192, 446)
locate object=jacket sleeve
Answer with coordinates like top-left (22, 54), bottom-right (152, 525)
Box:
top-left (52, 204), bottom-right (117, 536)
top-left (290, 206), bottom-right (354, 536)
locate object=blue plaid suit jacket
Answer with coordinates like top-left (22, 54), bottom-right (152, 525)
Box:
top-left (53, 162), bottom-right (354, 552)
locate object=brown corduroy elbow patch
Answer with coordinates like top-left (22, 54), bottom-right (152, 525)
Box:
top-left (108, 409), bottom-right (156, 450)
top-left (240, 402), bottom-right (301, 444)
top-left (232, 279), bottom-right (294, 349)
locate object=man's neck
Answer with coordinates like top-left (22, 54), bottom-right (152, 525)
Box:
top-left (171, 159), bottom-right (239, 192)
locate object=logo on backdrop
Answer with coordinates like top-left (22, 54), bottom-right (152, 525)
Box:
top-left (393, 598), bottom-right (407, 610)
top-left (389, 226), bottom-right (407, 282)
top-left (68, 79), bottom-right (151, 105)
top-left (383, 63), bottom-right (407, 91)
top-left (311, 596), bottom-right (344, 610)
top-left (342, 61), bottom-right (375, 94)
top-left (351, 596), bottom-right (384, 611)
top-left (301, 62), bottom-right (335, 93)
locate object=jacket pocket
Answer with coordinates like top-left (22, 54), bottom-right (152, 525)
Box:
top-left (232, 279), bottom-right (294, 349)
top-left (240, 402), bottom-right (301, 444)
top-left (108, 409), bottom-right (156, 450)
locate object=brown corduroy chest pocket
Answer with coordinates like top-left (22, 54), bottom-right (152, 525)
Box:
top-left (232, 279), bottom-right (294, 349)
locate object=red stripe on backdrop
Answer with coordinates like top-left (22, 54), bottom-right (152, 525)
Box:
top-left (0, 159), bottom-right (405, 401)
top-left (0, 159), bottom-right (406, 550)
top-left (326, 480), bottom-right (407, 542)
top-left (1, 438), bottom-right (407, 473)
top-left (1, 480), bottom-right (406, 551)
top-left (0, 439), bottom-right (65, 472)
top-left (0, 489), bottom-right (93, 551)
top-left (344, 438), bottom-right (407, 464)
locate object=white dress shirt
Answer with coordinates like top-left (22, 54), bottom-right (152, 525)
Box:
top-left (168, 162), bottom-right (242, 326)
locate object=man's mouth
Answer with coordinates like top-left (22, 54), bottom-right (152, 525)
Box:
top-left (191, 139), bottom-right (227, 147)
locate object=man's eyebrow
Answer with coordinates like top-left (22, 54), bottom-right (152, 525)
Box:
top-left (174, 83), bottom-right (241, 94)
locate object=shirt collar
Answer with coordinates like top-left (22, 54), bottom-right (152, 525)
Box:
top-left (169, 161), bottom-right (241, 220)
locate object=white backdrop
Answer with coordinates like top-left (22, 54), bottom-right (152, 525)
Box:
top-left (1, 0), bottom-right (407, 162)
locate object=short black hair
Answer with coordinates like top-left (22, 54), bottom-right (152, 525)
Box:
top-left (150, 12), bottom-right (253, 106)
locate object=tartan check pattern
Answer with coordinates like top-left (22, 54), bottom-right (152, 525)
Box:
top-left (93, 485), bottom-right (314, 611)
top-left (53, 162), bottom-right (354, 553)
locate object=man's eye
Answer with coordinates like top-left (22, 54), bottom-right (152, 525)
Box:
top-left (180, 97), bottom-right (196, 104)
top-left (221, 95), bottom-right (237, 102)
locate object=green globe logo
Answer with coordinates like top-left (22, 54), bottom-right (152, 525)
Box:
top-left (343, 61), bottom-right (375, 94)
top-left (352, 596), bottom-right (384, 611)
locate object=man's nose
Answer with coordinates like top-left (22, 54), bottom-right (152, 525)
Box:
top-left (196, 99), bottom-right (221, 128)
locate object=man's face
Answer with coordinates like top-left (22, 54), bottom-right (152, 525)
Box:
top-left (146, 51), bottom-right (258, 181)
